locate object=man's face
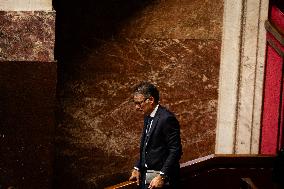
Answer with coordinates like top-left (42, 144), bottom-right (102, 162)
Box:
top-left (133, 93), bottom-right (153, 115)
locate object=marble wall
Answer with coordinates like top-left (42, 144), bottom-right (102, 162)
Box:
top-left (216, 0), bottom-right (269, 154)
top-left (55, 0), bottom-right (223, 188)
top-left (0, 11), bottom-right (56, 189)
top-left (0, 0), bottom-right (52, 11)
top-left (0, 11), bottom-right (55, 61)
top-left (0, 61), bottom-right (56, 189)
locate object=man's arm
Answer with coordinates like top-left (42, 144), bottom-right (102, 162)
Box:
top-left (160, 116), bottom-right (182, 176)
top-left (149, 116), bottom-right (182, 188)
top-left (129, 125), bottom-right (146, 185)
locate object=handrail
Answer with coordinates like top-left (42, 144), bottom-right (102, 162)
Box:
top-left (180, 154), bottom-right (275, 173)
top-left (104, 181), bottom-right (137, 189)
top-left (180, 154), bottom-right (275, 188)
top-left (105, 154), bottom-right (276, 188)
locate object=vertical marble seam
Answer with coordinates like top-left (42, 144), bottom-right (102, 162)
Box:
top-left (234, 0), bottom-right (246, 154)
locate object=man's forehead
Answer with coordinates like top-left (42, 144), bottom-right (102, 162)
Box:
top-left (134, 93), bottom-right (144, 100)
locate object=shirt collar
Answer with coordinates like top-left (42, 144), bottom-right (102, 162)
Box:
top-left (150, 104), bottom-right (159, 118)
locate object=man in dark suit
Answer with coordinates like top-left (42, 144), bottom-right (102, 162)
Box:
top-left (129, 82), bottom-right (182, 189)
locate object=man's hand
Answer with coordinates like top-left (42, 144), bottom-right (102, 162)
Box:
top-left (129, 169), bottom-right (140, 186)
top-left (148, 175), bottom-right (164, 189)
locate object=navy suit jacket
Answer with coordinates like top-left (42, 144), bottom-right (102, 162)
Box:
top-left (135, 105), bottom-right (182, 185)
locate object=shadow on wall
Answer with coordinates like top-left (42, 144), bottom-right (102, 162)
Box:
top-left (53, 0), bottom-right (153, 188)
top-left (53, 0), bottom-right (154, 79)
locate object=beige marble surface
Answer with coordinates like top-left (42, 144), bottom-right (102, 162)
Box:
top-left (0, 0), bottom-right (52, 11)
top-left (216, 0), bottom-right (269, 154)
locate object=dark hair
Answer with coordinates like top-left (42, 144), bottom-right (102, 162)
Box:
top-left (134, 82), bottom-right (159, 103)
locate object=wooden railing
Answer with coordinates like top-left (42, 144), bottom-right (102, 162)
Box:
top-left (105, 154), bottom-right (276, 189)
top-left (105, 181), bottom-right (137, 189)
top-left (180, 154), bottom-right (275, 188)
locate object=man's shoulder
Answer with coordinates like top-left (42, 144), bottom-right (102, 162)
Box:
top-left (158, 105), bottom-right (176, 118)
top-left (157, 106), bottom-right (180, 128)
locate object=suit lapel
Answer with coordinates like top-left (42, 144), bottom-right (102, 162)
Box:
top-left (141, 116), bottom-right (148, 143)
top-left (145, 106), bottom-right (162, 146)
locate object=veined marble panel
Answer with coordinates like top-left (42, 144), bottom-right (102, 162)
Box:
top-left (57, 38), bottom-right (221, 187)
top-left (117, 0), bottom-right (223, 39)
top-left (0, 11), bottom-right (55, 61)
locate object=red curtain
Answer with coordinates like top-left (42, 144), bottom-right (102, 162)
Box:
top-left (261, 5), bottom-right (284, 154)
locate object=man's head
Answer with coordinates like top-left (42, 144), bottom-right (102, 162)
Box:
top-left (133, 82), bottom-right (159, 115)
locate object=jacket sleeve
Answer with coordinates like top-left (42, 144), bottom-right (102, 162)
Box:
top-left (160, 116), bottom-right (182, 176)
top-left (134, 122), bottom-right (147, 170)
